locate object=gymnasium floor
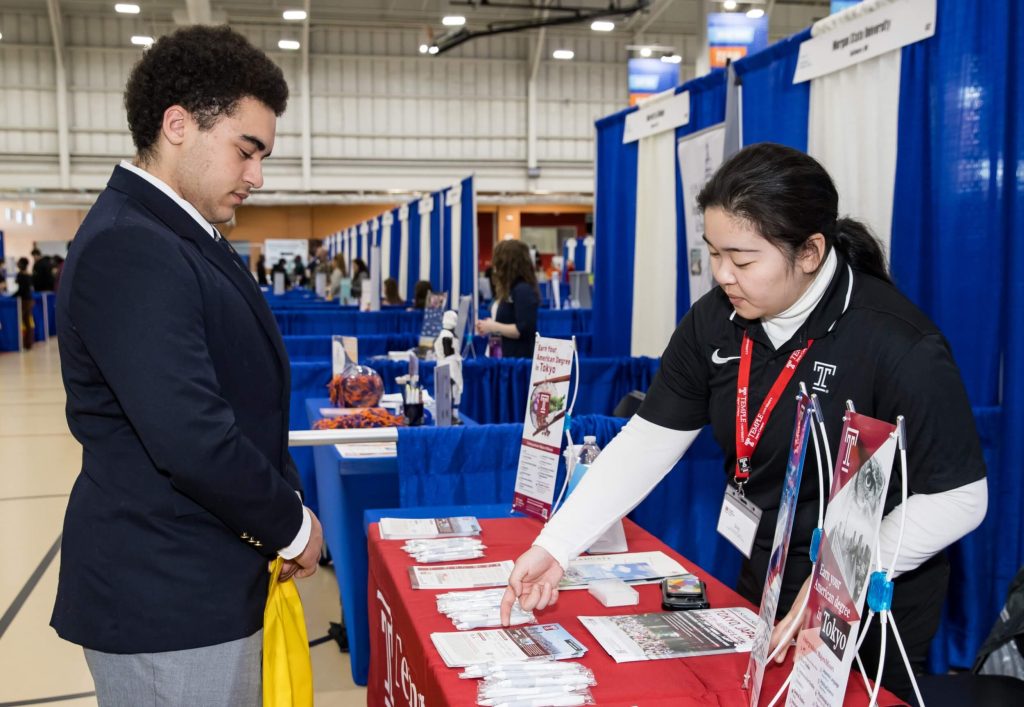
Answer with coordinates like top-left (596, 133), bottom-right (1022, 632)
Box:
top-left (0, 340), bottom-right (366, 706)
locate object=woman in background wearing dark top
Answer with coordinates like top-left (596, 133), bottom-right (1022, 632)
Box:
top-left (476, 239), bottom-right (540, 358)
top-left (14, 257), bottom-right (34, 350)
top-left (411, 280), bottom-right (432, 309)
top-left (383, 277), bottom-right (404, 306)
top-left (255, 254), bottom-right (268, 286)
top-left (350, 258), bottom-right (368, 300)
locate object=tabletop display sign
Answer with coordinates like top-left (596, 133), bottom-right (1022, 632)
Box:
top-left (434, 363), bottom-right (453, 427)
top-left (331, 336), bottom-right (358, 377)
top-left (786, 411), bottom-right (897, 707)
top-left (512, 336), bottom-right (575, 520)
top-left (272, 271), bottom-right (285, 295)
top-left (361, 244), bottom-right (382, 312)
top-left (745, 392), bottom-right (814, 706)
top-left (315, 271), bottom-right (327, 299)
top-left (418, 292), bottom-right (448, 349)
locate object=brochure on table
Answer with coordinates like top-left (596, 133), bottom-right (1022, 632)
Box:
top-left (786, 412), bottom-right (897, 707)
top-left (379, 516), bottom-right (481, 540)
top-left (431, 624), bottom-right (587, 668)
top-left (580, 607), bottom-right (759, 663)
top-left (559, 551), bottom-right (686, 590)
top-left (434, 362), bottom-right (452, 427)
top-left (745, 392), bottom-right (814, 706)
top-left (419, 292), bottom-right (448, 349)
top-left (408, 560), bottom-right (513, 590)
top-left (512, 336), bottom-right (575, 520)
top-left (360, 244), bottom-right (382, 312)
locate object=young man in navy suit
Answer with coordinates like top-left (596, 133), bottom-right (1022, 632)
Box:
top-left (52, 25), bottom-right (322, 704)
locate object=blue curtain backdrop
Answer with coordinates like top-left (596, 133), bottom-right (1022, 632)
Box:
top-left (429, 193), bottom-right (443, 292)
top-left (732, 28), bottom-right (811, 151)
top-left (592, 111), bottom-right (638, 357)
top-left (592, 71), bottom-right (727, 356)
top-left (889, 0), bottom-right (1024, 671)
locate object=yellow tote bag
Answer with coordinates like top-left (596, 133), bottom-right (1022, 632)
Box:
top-left (263, 557), bottom-right (314, 707)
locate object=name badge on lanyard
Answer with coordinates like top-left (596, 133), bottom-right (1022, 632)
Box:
top-left (717, 331), bottom-right (812, 558)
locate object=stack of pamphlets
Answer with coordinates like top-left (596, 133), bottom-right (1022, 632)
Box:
top-left (402, 537), bottom-right (486, 563)
top-left (409, 561), bottom-right (514, 590)
top-left (379, 516), bottom-right (482, 540)
top-left (578, 607), bottom-right (759, 663)
top-left (436, 588), bottom-right (534, 630)
top-left (431, 624), bottom-right (588, 668)
top-left (460, 660), bottom-right (596, 706)
top-left (559, 551), bottom-right (687, 589)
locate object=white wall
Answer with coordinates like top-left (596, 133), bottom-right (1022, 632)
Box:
top-left (0, 4), bottom-right (823, 197)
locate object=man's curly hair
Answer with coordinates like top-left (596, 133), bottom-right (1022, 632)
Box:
top-left (124, 25), bottom-right (288, 162)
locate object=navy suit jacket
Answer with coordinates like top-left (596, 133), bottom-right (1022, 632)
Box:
top-left (51, 166), bottom-right (304, 653)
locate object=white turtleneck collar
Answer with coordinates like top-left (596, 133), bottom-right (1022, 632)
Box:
top-left (761, 248), bottom-right (837, 350)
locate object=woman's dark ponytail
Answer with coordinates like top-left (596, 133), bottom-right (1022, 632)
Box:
top-left (698, 143), bottom-right (892, 284)
top-left (833, 217), bottom-right (891, 284)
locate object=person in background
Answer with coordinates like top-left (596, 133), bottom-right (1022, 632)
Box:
top-left (31, 248), bottom-right (55, 292)
top-left (292, 254), bottom-right (309, 288)
top-left (350, 258), bottom-right (368, 300)
top-left (411, 279), bottom-right (432, 309)
top-left (255, 253), bottom-right (268, 285)
top-left (271, 258), bottom-right (291, 289)
top-left (382, 277), bottom-right (404, 306)
top-left (326, 254), bottom-right (347, 301)
top-left (52, 255), bottom-right (65, 292)
top-left (51, 25), bottom-right (323, 705)
top-left (13, 257), bottom-right (34, 350)
top-left (476, 239), bottom-right (540, 358)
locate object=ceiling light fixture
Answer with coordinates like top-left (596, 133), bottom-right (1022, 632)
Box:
top-left (282, 10), bottom-right (307, 21)
top-left (723, 0), bottom-right (737, 10)
top-left (442, 16), bottom-right (466, 27)
top-left (419, 44), bottom-right (429, 54)
top-left (639, 47), bottom-right (652, 57)
top-left (552, 49), bottom-right (575, 60)
top-left (278, 39), bottom-right (301, 50)
top-left (591, 20), bottom-right (615, 32)
top-left (660, 54), bottom-right (682, 64)
top-left (428, 45), bottom-right (440, 54)
top-left (746, 8), bottom-right (765, 18)
top-left (115, 3), bottom-right (140, 14)
top-left (130, 35), bottom-right (154, 47)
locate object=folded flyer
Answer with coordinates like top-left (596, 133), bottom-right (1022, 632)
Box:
top-left (559, 551), bottom-right (687, 589)
top-left (579, 607), bottom-right (759, 663)
top-left (409, 560), bottom-right (513, 590)
top-left (379, 515), bottom-right (482, 540)
top-left (431, 623), bottom-right (588, 668)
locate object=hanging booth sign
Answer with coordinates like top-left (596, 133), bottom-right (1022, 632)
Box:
top-left (677, 123), bottom-right (726, 307)
top-left (623, 90), bottom-right (690, 144)
top-left (627, 57), bottom-right (681, 106)
top-left (707, 12), bottom-right (769, 69)
top-left (787, 411), bottom-right (898, 706)
top-left (793, 0), bottom-right (936, 83)
top-left (512, 336), bottom-right (576, 520)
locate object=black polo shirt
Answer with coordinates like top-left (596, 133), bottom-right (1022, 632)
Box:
top-left (638, 255), bottom-right (986, 605)
top-left (495, 279), bottom-right (539, 358)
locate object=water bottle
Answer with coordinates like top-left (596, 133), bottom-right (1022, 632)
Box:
top-left (566, 436), bottom-right (601, 497)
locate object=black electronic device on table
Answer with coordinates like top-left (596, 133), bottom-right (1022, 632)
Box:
top-left (661, 574), bottom-right (710, 611)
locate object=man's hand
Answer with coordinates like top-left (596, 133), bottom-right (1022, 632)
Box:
top-left (279, 510), bottom-right (323, 582)
top-left (768, 573), bottom-right (812, 663)
top-left (499, 545), bottom-right (565, 625)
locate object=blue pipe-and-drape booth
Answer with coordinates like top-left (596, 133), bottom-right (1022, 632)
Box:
top-left (562, 235), bottom-right (595, 273)
top-left (588, 0), bottom-right (1024, 672)
top-left (438, 177), bottom-right (479, 314)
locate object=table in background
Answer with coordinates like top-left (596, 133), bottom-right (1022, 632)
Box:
top-left (305, 398), bottom-right (478, 685)
top-left (367, 517), bottom-right (905, 707)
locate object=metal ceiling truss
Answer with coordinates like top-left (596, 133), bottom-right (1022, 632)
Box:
top-left (431, 0), bottom-right (652, 54)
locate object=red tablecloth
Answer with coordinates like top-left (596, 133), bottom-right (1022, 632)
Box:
top-left (367, 517), bottom-right (905, 707)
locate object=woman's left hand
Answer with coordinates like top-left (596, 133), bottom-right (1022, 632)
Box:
top-left (475, 319), bottom-right (492, 335)
top-left (768, 573), bottom-right (813, 663)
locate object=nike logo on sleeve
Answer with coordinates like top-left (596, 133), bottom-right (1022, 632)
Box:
top-left (711, 349), bottom-right (741, 365)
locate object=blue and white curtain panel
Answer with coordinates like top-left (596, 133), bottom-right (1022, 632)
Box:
top-left (591, 0), bottom-right (1023, 674)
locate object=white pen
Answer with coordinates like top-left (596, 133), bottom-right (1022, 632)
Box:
top-left (482, 696), bottom-right (588, 707)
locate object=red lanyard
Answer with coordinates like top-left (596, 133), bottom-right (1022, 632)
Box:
top-left (734, 332), bottom-right (813, 485)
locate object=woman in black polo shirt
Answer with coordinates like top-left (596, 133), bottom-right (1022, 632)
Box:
top-left (476, 239), bottom-right (540, 358)
top-left (500, 144), bottom-right (987, 699)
